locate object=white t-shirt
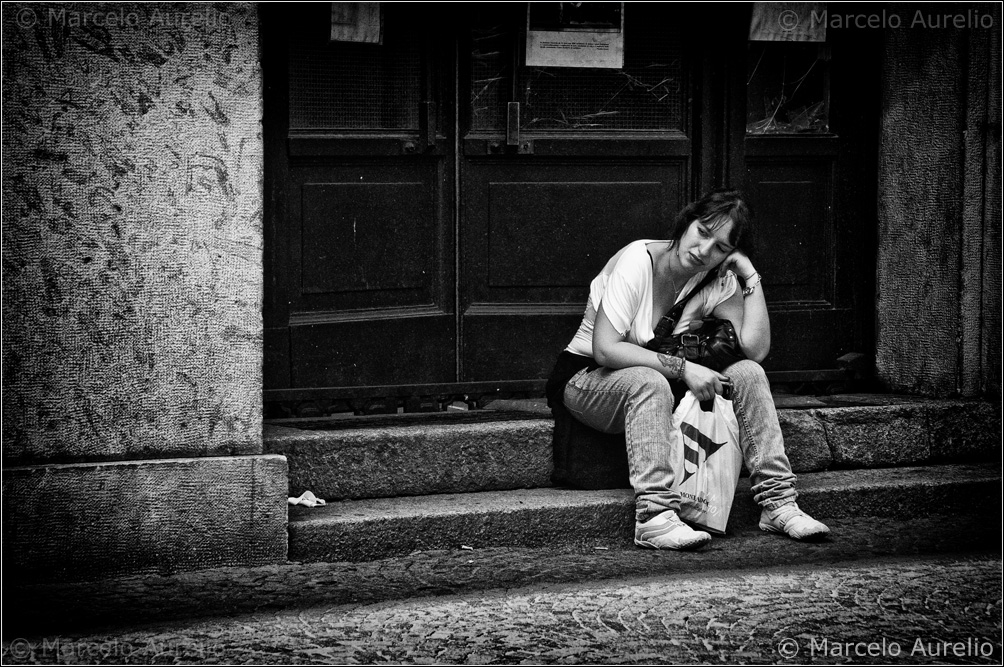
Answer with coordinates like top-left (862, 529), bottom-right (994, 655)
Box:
top-left (566, 239), bottom-right (738, 357)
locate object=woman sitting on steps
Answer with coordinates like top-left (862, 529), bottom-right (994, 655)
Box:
top-left (545, 189), bottom-right (830, 550)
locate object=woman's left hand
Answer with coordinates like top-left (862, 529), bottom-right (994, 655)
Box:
top-left (718, 249), bottom-right (756, 281)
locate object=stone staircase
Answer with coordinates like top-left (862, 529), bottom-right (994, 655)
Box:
top-left (5, 394), bottom-right (999, 636)
top-left (265, 394), bottom-right (1001, 563)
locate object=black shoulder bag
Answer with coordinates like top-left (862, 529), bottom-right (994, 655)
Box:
top-left (644, 271), bottom-right (747, 374)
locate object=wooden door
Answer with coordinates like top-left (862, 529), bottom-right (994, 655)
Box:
top-left (458, 3), bottom-right (699, 382)
top-left (737, 20), bottom-right (881, 377)
top-left (262, 4), bottom-right (880, 413)
top-left (262, 4), bottom-right (456, 394)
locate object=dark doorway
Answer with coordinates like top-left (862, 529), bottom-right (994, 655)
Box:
top-left (262, 4), bottom-right (879, 413)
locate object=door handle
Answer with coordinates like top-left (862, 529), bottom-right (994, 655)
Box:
top-left (507, 102), bottom-right (519, 147)
top-left (420, 101), bottom-right (436, 151)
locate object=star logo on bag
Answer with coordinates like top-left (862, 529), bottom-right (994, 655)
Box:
top-left (678, 422), bottom-right (726, 484)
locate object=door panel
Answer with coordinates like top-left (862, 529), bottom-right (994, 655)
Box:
top-left (462, 162), bottom-right (687, 380)
top-left (459, 3), bottom-right (695, 382)
top-left (301, 182), bottom-right (429, 294)
top-left (290, 316), bottom-right (455, 387)
top-left (285, 161), bottom-right (454, 387)
top-left (746, 154), bottom-right (853, 371)
top-left (486, 180), bottom-right (668, 287)
top-left (288, 163), bottom-right (445, 312)
top-left (746, 156), bottom-right (835, 306)
top-left (263, 3), bottom-right (455, 391)
top-left (768, 310), bottom-right (855, 371)
top-left (739, 25), bottom-right (881, 374)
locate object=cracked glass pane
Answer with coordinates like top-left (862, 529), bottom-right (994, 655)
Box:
top-left (470, 18), bottom-right (511, 131)
top-left (747, 42), bottom-right (830, 135)
top-left (469, 4), bottom-right (685, 133)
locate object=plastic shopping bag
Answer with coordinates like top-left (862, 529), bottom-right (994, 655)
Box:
top-left (671, 390), bottom-right (742, 534)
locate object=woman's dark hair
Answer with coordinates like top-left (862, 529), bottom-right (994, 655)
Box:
top-left (668, 189), bottom-right (753, 249)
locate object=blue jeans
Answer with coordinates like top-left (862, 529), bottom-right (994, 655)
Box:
top-left (562, 359), bottom-right (797, 522)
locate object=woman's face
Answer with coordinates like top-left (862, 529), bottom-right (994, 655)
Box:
top-left (677, 217), bottom-right (735, 272)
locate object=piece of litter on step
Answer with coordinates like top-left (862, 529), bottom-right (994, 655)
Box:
top-left (461, 545), bottom-right (474, 551)
top-left (288, 490), bottom-right (326, 507)
top-left (594, 546), bottom-right (609, 550)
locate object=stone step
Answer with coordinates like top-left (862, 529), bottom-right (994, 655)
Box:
top-left (265, 396), bottom-right (1000, 501)
top-left (8, 514), bottom-right (1001, 637)
top-left (287, 463), bottom-right (1000, 563)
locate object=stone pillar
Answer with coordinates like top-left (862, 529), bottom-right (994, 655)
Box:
top-left (1, 2), bottom-right (286, 580)
top-left (970, 11), bottom-right (1003, 399)
top-left (877, 12), bottom-right (1002, 398)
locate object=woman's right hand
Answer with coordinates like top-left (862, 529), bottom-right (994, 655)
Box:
top-left (682, 361), bottom-right (729, 402)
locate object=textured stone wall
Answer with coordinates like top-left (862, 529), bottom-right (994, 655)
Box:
top-left (877, 18), bottom-right (1002, 397)
top-left (4, 455), bottom-right (287, 581)
top-left (972, 15), bottom-right (1003, 400)
top-left (2, 3), bottom-right (264, 463)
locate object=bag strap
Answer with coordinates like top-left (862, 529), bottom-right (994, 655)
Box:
top-left (647, 267), bottom-right (720, 346)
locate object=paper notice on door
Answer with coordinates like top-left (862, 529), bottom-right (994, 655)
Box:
top-left (330, 2), bottom-right (382, 44)
top-left (526, 3), bottom-right (624, 69)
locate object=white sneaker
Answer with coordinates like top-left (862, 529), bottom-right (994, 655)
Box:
top-left (759, 503), bottom-right (830, 540)
top-left (634, 510), bottom-right (712, 550)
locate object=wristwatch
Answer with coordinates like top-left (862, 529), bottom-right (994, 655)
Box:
top-left (742, 273), bottom-right (762, 297)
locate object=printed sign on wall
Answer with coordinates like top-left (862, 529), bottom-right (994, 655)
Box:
top-left (526, 3), bottom-right (625, 69)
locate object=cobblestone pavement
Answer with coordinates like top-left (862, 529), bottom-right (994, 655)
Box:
top-left (4, 554), bottom-right (1000, 665)
top-left (8, 515), bottom-right (998, 637)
